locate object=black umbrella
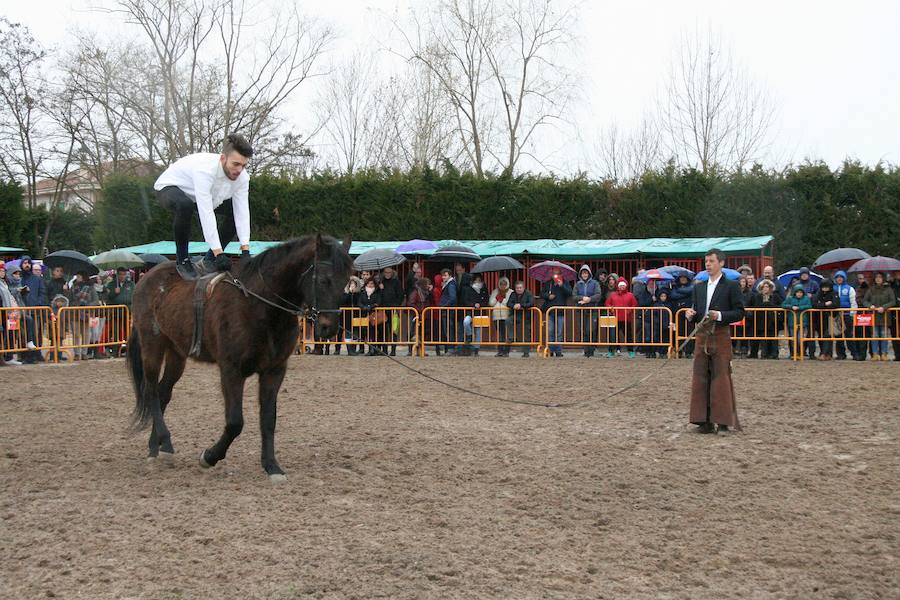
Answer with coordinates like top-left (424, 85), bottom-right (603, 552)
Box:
top-left (471, 255), bottom-right (525, 273)
top-left (353, 248), bottom-right (406, 271)
top-left (139, 253), bottom-right (172, 266)
top-left (43, 250), bottom-right (99, 276)
top-left (811, 247), bottom-right (871, 271)
top-left (429, 244), bottom-right (481, 262)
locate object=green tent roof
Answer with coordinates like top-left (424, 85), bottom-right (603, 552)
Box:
top-left (114, 236), bottom-right (772, 259)
top-left (0, 246), bottom-right (26, 253)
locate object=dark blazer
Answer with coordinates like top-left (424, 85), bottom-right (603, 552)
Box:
top-left (690, 276), bottom-right (745, 324)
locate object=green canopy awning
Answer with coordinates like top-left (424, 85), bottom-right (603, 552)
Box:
top-left (112, 236), bottom-right (773, 259)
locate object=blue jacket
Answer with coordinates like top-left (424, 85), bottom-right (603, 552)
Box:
top-left (439, 279), bottom-right (458, 307)
top-left (573, 268), bottom-right (603, 306)
top-left (832, 270), bottom-right (856, 309)
top-left (18, 257), bottom-right (47, 307)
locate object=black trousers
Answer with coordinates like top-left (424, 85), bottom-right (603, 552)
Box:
top-left (157, 186), bottom-right (236, 262)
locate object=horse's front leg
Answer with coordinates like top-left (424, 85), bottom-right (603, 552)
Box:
top-left (258, 364), bottom-right (288, 482)
top-left (200, 366), bottom-right (245, 469)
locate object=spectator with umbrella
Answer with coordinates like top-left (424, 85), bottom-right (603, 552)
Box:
top-left (891, 271), bottom-right (900, 361)
top-left (489, 277), bottom-right (513, 357)
top-left (861, 272), bottom-right (896, 361)
top-left (436, 268), bottom-right (459, 356)
top-left (507, 280), bottom-right (535, 358)
top-left (573, 265), bottom-right (604, 357)
top-left (105, 267), bottom-right (135, 357)
top-left (336, 275), bottom-right (364, 357)
top-left (670, 273), bottom-right (695, 358)
top-left (379, 266), bottom-right (405, 357)
top-left (405, 277), bottom-right (433, 357)
top-left (634, 270), bottom-right (672, 357)
top-left (533, 262), bottom-right (574, 357)
top-left (431, 245), bottom-right (480, 351)
top-left (68, 271), bottom-right (100, 360)
top-left (358, 276), bottom-right (383, 356)
top-left (460, 274), bottom-right (489, 356)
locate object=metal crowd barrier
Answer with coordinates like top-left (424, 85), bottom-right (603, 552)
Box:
top-left (544, 306), bottom-right (674, 357)
top-left (797, 307), bottom-right (899, 361)
top-left (419, 306), bottom-right (544, 356)
top-left (56, 305), bottom-right (131, 361)
top-left (1, 306), bottom-right (56, 362)
top-left (299, 307), bottom-right (419, 354)
top-left (674, 307), bottom-right (797, 359)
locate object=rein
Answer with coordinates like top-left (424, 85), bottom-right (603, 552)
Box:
top-left (223, 250), bottom-right (340, 321)
top-left (330, 314), bottom-right (716, 410)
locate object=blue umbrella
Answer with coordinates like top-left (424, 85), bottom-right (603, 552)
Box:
top-left (659, 265), bottom-right (695, 279)
top-left (694, 268), bottom-right (742, 281)
top-left (635, 269), bottom-right (674, 283)
top-left (395, 239), bottom-right (438, 254)
top-left (777, 269), bottom-right (824, 288)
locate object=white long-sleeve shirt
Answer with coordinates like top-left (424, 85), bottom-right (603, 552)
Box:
top-left (154, 153), bottom-right (250, 250)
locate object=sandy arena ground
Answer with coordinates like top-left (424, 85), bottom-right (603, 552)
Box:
top-left (1, 353), bottom-right (898, 599)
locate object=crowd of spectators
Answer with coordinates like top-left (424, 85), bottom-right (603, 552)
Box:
top-left (1, 256), bottom-right (134, 365)
top-left (4, 253), bottom-right (898, 364)
top-left (313, 260), bottom-right (900, 361)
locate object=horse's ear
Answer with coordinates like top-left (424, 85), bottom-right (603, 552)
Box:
top-left (342, 235), bottom-right (353, 251)
top-left (315, 232), bottom-right (324, 248)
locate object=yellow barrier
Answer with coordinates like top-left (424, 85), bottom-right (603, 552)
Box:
top-left (56, 305), bottom-right (131, 361)
top-left (797, 307), bottom-right (898, 361)
top-left (300, 307), bottom-right (420, 355)
top-left (675, 307), bottom-right (794, 359)
top-left (420, 306), bottom-right (544, 356)
top-left (0, 306), bottom-right (56, 363)
top-left (545, 306), bottom-right (674, 356)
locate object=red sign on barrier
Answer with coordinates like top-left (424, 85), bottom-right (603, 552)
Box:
top-left (730, 319), bottom-right (745, 327)
top-left (6, 318), bottom-right (19, 330)
top-left (854, 314), bottom-right (873, 327)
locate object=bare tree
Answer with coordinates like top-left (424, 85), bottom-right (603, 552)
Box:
top-left (96, 0), bottom-right (333, 168)
top-left (479, 0), bottom-right (576, 175)
top-left (0, 18), bottom-right (50, 209)
top-left (593, 116), bottom-right (663, 183)
top-left (395, 0), bottom-right (497, 177)
top-left (658, 28), bottom-right (774, 174)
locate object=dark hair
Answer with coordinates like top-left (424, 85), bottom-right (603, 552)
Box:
top-left (705, 248), bottom-right (726, 263)
top-left (223, 133), bottom-right (253, 158)
top-left (116, 267), bottom-right (127, 273)
top-left (440, 268), bottom-right (452, 276)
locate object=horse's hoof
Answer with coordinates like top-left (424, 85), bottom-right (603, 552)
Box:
top-left (146, 455), bottom-right (157, 462)
top-left (158, 451), bottom-right (175, 463)
top-left (199, 451), bottom-right (212, 469)
top-left (268, 473), bottom-right (287, 483)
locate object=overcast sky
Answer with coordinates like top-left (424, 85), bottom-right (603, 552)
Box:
top-left (5, 0), bottom-right (899, 175)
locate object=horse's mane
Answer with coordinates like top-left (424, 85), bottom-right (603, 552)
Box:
top-left (238, 235), bottom-right (353, 281)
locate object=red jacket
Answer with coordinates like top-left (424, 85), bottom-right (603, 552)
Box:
top-left (605, 284), bottom-right (638, 322)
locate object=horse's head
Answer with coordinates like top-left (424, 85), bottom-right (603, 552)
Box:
top-left (241, 234), bottom-right (353, 340)
top-left (302, 234), bottom-right (353, 339)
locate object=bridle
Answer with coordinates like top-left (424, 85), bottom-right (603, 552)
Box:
top-left (225, 247), bottom-right (341, 322)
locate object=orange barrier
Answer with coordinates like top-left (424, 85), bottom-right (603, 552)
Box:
top-left (797, 307), bottom-right (899, 361)
top-left (675, 307), bottom-right (795, 359)
top-left (299, 307), bottom-right (419, 355)
top-left (0, 306), bottom-right (56, 363)
top-left (419, 306), bottom-right (544, 356)
top-left (544, 306), bottom-right (674, 356)
top-left (56, 305), bottom-right (131, 361)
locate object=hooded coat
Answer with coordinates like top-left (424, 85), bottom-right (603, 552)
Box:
top-left (832, 270), bottom-right (857, 309)
top-left (605, 280), bottom-right (638, 322)
top-left (573, 265), bottom-right (603, 306)
top-left (782, 284), bottom-right (812, 329)
top-left (18, 256), bottom-right (47, 307)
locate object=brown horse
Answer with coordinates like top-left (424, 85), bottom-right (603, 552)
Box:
top-left (128, 234), bottom-right (352, 481)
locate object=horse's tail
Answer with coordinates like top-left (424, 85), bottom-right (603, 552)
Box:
top-left (127, 327), bottom-right (151, 431)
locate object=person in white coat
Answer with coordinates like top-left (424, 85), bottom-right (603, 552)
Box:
top-left (154, 134), bottom-right (253, 279)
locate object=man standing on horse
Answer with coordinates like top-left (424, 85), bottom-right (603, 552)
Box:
top-left (154, 134), bottom-right (253, 280)
top-left (684, 248), bottom-right (746, 434)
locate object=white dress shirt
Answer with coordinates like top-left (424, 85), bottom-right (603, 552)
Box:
top-left (705, 273), bottom-right (723, 320)
top-left (154, 153), bottom-right (250, 250)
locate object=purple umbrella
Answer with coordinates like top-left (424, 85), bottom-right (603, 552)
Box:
top-left (395, 239), bottom-right (438, 254)
top-left (4, 258), bottom-right (22, 271)
top-left (847, 256), bottom-right (900, 274)
top-left (529, 260), bottom-right (577, 282)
